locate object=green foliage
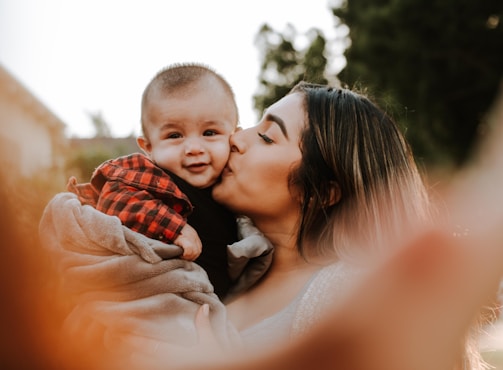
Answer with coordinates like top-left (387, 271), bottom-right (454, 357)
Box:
top-left (87, 110), bottom-right (112, 138)
top-left (65, 148), bottom-right (112, 181)
top-left (333, 0), bottom-right (503, 167)
top-left (64, 137), bottom-right (138, 180)
top-left (64, 111), bottom-right (116, 180)
top-left (253, 24), bottom-right (330, 119)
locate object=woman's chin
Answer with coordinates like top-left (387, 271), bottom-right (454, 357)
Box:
top-left (212, 178), bottom-right (231, 202)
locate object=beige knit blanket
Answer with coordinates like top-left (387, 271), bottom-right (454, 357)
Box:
top-left (39, 192), bottom-right (246, 355)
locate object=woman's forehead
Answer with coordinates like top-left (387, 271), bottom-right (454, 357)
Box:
top-left (266, 93), bottom-right (306, 135)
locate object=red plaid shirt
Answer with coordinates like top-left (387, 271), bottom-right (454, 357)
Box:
top-left (67, 153), bottom-right (193, 243)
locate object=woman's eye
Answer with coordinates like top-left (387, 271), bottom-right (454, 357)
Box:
top-left (258, 132), bottom-right (274, 144)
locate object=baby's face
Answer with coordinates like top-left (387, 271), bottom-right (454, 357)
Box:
top-left (141, 82), bottom-right (237, 189)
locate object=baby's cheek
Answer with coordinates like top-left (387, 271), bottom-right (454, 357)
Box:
top-left (213, 143), bottom-right (232, 166)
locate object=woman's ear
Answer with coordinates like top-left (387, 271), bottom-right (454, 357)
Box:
top-left (327, 182), bottom-right (342, 207)
top-left (137, 136), bottom-right (152, 156)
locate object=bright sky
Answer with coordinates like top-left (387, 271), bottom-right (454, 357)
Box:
top-left (0, 0), bottom-right (346, 138)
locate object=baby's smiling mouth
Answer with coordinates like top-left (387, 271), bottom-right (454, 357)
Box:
top-left (185, 162), bottom-right (209, 172)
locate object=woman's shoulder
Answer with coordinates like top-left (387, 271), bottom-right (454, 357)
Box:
top-left (292, 262), bottom-right (358, 337)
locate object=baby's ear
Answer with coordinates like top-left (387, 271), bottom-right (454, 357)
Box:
top-left (136, 136), bottom-right (152, 156)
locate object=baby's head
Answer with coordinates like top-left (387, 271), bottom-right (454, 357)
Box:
top-left (137, 63), bottom-right (239, 189)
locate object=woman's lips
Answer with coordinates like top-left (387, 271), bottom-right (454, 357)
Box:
top-left (221, 165), bottom-right (232, 176)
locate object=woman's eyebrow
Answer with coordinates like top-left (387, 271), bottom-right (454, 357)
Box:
top-left (265, 113), bottom-right (288, 139)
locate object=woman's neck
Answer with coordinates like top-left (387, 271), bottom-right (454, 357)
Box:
top-left (251, 216), bottom-right (314, 271)
top-left (253, 214), bottom-right (297, 246)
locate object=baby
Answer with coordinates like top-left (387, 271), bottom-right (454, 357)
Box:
top-left (68, 62), bottom-right (239, 298)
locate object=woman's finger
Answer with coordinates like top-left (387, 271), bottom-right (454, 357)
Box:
top-left (195, 304), bottom-right (218, 346)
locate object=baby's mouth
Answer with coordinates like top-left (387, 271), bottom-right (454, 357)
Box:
top-left (186, 163), bottom-right (208, 172)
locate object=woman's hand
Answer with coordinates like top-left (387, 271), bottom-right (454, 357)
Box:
top-left (106, 304), bottom-right (227, 369)
top-left (194, 304), bottom-right (217, 346)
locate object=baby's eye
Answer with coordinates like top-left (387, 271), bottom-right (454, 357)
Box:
top-left (166, 132), bottom-right (182, 139)
top-left (203, 130), bottom-right (218, 136)
top-left (258, 132), bottom-right (274, 144)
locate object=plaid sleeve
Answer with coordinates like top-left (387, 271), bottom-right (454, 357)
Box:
top-left (96, 180), bottom-right (187, 243)
top-left (66, 176), bottom-right (100, 207)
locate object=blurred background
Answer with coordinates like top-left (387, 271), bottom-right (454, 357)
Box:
top-left (0, 0), bottom-right (502, 368)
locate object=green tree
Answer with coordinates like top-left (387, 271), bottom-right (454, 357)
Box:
top-left (333, 0), bottom-right (503, 168)
top-left (65, 147), bottom-right (113, 180)
top-left (253, 23), bottom-right (330, 118)
top-left (87, 110), bottom-right (112, 138)
top-left (64, 137), bottom-right (138, 180)
top-left (65, 111), bottom-right (137, 180)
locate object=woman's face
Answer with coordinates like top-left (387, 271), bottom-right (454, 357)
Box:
top-left (212, 92), bottom-right (305, 225)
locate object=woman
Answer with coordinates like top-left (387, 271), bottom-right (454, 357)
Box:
top-left (39, 81), bottom-right (490, 369)
top-left (212, 81), bottom-right (434, 346)
top-left (168, 81), bottom-right (497, 370)
top-left (172, 83), bottom-right (503, 370)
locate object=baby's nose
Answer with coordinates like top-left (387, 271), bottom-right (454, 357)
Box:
top-left (184, 138), bottom-right (204, 154)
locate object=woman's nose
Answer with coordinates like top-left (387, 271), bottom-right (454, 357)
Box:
top-left (229, 127), bottom-right (248, 153)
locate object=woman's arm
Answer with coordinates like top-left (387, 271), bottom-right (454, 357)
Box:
top-left (168, 229), bottom-right (501, 370)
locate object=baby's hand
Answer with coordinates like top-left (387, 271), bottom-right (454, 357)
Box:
top-left (174, 223), bottom-right (202, 261)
